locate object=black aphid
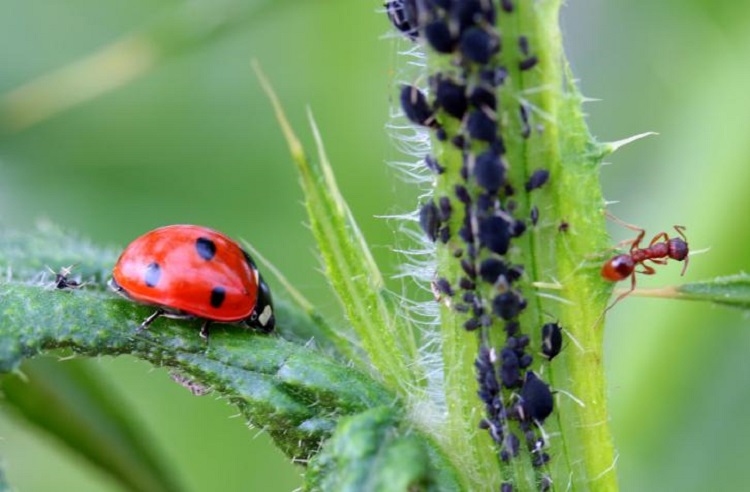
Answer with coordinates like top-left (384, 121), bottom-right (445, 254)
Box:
top-left (525, 169), bottom-right (550, 192)
top-left (400, 85), bottom-right (435, 127)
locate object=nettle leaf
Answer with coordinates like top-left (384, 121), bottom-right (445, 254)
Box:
top-left (676, 274), bottom-right (750, 309)
top-left (0, 226), bottom-right (392, 483)
top-left (304, 406), bottom-right (462, 492)
top-left (0, 225), bottom-right (461, 491)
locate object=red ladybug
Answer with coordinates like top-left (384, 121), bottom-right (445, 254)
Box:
top-left (110, 225), bottom-right (274, 340)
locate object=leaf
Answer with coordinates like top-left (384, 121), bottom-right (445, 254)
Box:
top-left (2, 358), bottom-right (182, 492)
top-left (304, 407), bottom-right (464, 492)
top-left (254, 63), bottom-right (423, 395)
top-left (675, 274), bottom-right (750, 308)
top-left (0, 225), bottom-right (392, 466)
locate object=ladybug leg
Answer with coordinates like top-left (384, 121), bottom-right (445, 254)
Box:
top-left (199, 320), bottom-right (212, 342)
top-left (139, 308), bottom-right (165, 331)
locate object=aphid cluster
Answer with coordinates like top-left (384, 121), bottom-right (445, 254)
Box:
top-left (388, 1), bottom-right (562, 486)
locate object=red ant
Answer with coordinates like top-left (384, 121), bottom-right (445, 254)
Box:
top-left (601, 223), bottom-right (689, 310)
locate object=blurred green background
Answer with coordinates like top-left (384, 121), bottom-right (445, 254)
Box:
top-left (1, 0), bottom-right (749, 490)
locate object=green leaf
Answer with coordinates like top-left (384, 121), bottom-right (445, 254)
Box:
top-left (675, 274), bottom-right (750, 308)
top-left (304, 407), bottom-right (463, 492)
top-left (2, 358), bottom-right (182, 492)
top-left (254, 64), bottom-right (424, 395)
top-left (0, 225), bottom-right (393, 464)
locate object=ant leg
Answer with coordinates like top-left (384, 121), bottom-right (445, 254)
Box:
top-left (636, 264), bottom-right (657, 275)
top-left (601, 272), bottom-right (638, 320)
top-left (606, 212), bottom-right (647, 238)
top-left (139, 308), bottom-right (165, 332)
top-left (648, 232), bottom-right (669, 248)
top-left (672, 225), bottom-right (690, 275)
top-left (200, 320), bottom-right (212, 342)
top-left (673, 225), bottom-right (688, 241)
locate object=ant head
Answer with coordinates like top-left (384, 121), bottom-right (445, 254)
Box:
top-left (601, 254), bottom-right (635, 282)
top-left (668, 238), bottom-right (689, 262)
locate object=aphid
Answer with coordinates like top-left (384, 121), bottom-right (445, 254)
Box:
top-left (463, 318), bottom-right (480, 331)
top-left (419, 201), bottom-right (440, 241)
top-left (473, 150), bottom-right (505, 194)
top-left (50, 265), bottom-right (83, 290)
top-left (438, 196), bottom-right (452, 221)
top-left (601, 225), bottom-right (689, 309)
top-left (452, 0), bottom-right (495, 31)
top-left (518, 371), bottom-right (554, 423)
top-left (425, 20), bottom-right (456, 53)
top-left (110, 225), bottom-right (274, 340)
top-left (480, 67), bottom-right (508, 87)
top-left (499, 348), bottom-right (521, 388)
top-left (558, 221), bottom-right (569, 233)
top-left (519, 56), bottom-right (539, 71)
top-left (459, 27), bottom-right (498, 64)
top-left (459, 277), bottom-right (475, 290)
top-left (541, 322), bottom-right (563, 360)
top-left (478, 216), bottom-right (511, 254)
top-left (519, 103), bottom-right (531, 139)
top-left (455, 184), bottom-right (472, 204)
top-left (439, 225), bottom-right (451, 244)
top-left (385, 0), bottom-right (418, 39)
top-left (400, 85), bottom-right (435, 127)
top-left (530, 205), bottom-right (539, 226)
top-left (525, 169), bottom-right (550, 192)
top-left (467, 109), bottom-right (498, 142)
top-left (434, 277), bottom-right (455, 297)
top-left (424, 155), bottom-right (445, 174)
top-left (518, 35), bottom-right (530, 56)
top-left (468, 86), bottom-right (497, 111)
top-left (492, 291), bottom-right (524, 320)
top-left (435, 79), bottom-right (468, 119)
top-left (479, 258), bottom-right (508, 284)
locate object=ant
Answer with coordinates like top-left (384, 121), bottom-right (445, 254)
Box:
top-left (601, 222), bottom-right (689, 311)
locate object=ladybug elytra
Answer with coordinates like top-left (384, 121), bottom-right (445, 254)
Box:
top-left (110, 225), bottom-right (274, 340)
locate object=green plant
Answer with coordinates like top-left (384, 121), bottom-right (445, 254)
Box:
top-left (2, 1), bottom-right (749, 491)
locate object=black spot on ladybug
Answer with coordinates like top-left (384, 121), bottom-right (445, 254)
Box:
top-left (210, 286), bottom-right (226, 308)
top-left (144, 262), bottom-right (161, 288)
top-left (195, 237), bottom-right (217, 261)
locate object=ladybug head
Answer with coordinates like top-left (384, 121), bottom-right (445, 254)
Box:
top-left (247, 274), bottom-right (275, 333)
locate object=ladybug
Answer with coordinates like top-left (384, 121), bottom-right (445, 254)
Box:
top-left (110, 225), bottom-right (275, 340)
